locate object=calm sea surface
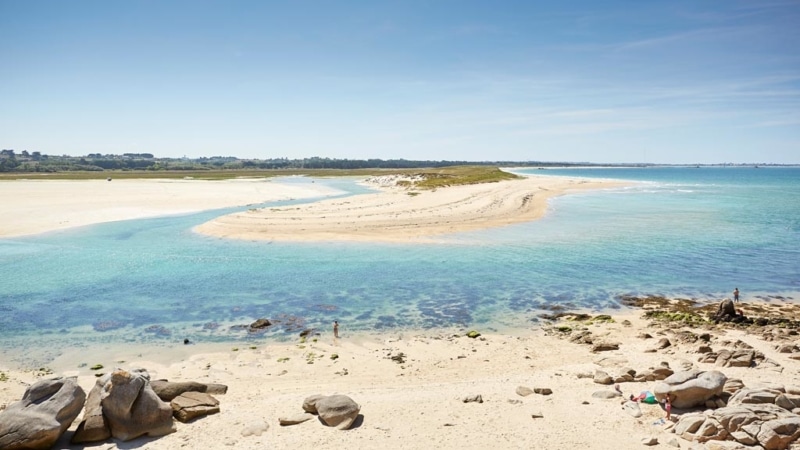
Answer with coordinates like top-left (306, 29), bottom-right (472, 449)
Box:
top-left (1, 167), bottom-right (798, 360)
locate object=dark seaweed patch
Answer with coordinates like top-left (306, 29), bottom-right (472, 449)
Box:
top-left (355, 310), bottom-right (374, 320)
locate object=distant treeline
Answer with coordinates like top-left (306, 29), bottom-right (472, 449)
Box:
top-left (1, 149), bottom-right (788, 173)
top-left (0, 149), bottom-right (611, 173)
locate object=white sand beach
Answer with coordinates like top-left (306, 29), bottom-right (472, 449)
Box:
top-left (2, 305), bottom-right (799, 449)
top-left (0, 178), bottom-right (341, 238)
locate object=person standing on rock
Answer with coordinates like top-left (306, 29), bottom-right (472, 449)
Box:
top-left (733, 287), bottom-right (740, 302)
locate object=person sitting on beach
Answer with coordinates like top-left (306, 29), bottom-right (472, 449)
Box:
top-left (630, 391), bottom-right (657, 404)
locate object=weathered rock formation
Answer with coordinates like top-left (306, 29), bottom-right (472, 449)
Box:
top-left (653, 369), bottom-right (727, 409)
top-left (0, 377), bottom-right (85, 450)
top-left (73, 368), bottom-right (175, 443)
top-left (675, 403), bottom-right (800, 449)
top-left (714, 298), bottom-right (737, 320)
top-left (673, 384), bottom-right (800, 449)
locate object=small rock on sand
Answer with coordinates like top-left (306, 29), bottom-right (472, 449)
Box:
top-left (516, 386), bottom-right (534, 397)
top-left (641, 436), bottom-right (658, 445)
top-left (278, 413), bottom-right (315, 426)
top-left (463, 395), bottom-right (483, 403)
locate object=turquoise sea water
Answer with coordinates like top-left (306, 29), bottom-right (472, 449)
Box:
top-left (1, 167), bottom-right (798, 360)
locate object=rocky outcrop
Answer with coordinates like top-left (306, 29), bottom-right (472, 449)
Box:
top-left (714, 298), bottom-right (737, 320)
top-left (694, 339), bottom-right (783, 370)
top-left (653, 369), bottom-right (727, 409)
top-left (248, 318), bottom-right (272, 333)
top-left (74, 368), bottom-right (175, 443)
top-left (250, 318), bottom-right (272, 329)
top-left (102, 368), bottom-right (175, 441)
top-left (674, 404), bottom-right (800, 449)
top-left (0, 377), bottom-right (86, 450)
top-left (673, 385), bottom-right (800, 449)
top-left (727, 386), bottom-right (800, 412)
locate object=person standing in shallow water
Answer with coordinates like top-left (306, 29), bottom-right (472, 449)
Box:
top-left (333, 320), bottom-right (339, 338)
top-left (734, 287), bottom-right (740, 302)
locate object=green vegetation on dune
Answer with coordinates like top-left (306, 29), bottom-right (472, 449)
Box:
top-left (397, 166), bottom-right (521, 189)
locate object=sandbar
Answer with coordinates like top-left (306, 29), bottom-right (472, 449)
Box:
top-left (194, 174), bottom-right (627, 243)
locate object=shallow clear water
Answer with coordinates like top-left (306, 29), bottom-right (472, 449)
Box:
top-left (1, 168), bottom-right (798, 358)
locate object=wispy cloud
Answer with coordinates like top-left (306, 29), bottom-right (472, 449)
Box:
top-left (613, 25), bottom-right (758, 51)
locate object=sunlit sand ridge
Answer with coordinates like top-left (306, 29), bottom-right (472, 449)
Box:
top-left (194, 175), bottom-right (626, 242)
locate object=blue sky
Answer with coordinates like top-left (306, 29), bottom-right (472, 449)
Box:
top-left (1, 1), bottom-right (798, 163)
